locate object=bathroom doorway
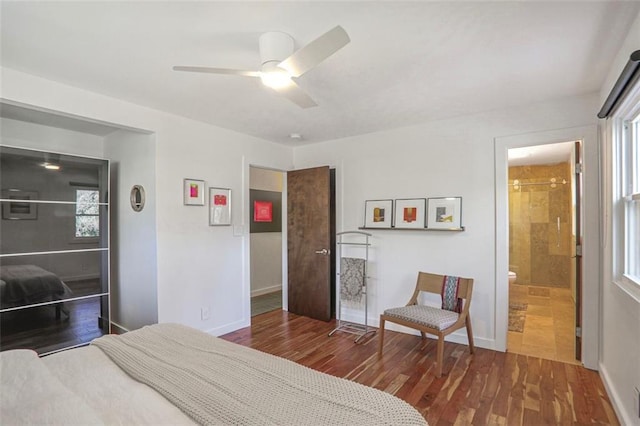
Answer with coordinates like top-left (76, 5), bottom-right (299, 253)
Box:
top-left (506, 141), bottom-right (581, 364)
top-left (249, 166), bottom-right (285, 317)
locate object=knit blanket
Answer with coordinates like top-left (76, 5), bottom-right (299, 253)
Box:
top-left (91, 323), bottom-right (427, 426)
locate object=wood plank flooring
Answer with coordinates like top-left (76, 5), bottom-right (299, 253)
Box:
top-left (221, 310), bottom-right (619, 426)
top-left (0, 297), bottom-right (107, 354)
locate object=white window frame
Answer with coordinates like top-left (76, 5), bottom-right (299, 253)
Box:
top-left (612, 81), bottom-right (640, 294)
top-left (73, 188), bottom-right (100, 242)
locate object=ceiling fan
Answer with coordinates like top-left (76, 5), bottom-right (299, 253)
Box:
top-left (173, 26), bottom-right (350, 109)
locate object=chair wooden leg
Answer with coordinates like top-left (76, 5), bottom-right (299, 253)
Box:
top-left (378, 317), bottom-right (385, 357)
top-left (420, 331), bottom-right (426, 340)
top-left (465, 315), bottom-right (475, 354)
top-left (436, 335), bottom-right (444, 378)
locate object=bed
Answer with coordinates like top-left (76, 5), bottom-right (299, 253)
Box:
top-left (0, 264), bottom-right (72, 316)
top-left (0, 323), bottom-right (427, 425)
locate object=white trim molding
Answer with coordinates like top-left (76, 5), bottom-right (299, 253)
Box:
top-left (494, 125), bottom-right (600, 370)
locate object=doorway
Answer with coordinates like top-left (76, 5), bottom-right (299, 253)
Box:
top-left (249, 166), bottom-right (285, 317)
top-left (506, 141), bottom-right (581, 364)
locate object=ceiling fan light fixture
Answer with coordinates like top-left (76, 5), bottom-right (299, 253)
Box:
top-left (173, 25), bottom-right (350, 108)
top-left (259, 67), bottom-right (292, 89)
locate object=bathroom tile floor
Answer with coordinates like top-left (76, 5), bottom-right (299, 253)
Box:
top-left (251, 290), bottom-right (282, 317)
top-left (508, 284), bottom-right (580, 365)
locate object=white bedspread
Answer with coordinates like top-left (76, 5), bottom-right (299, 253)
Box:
top-left (1, 347), bottom-right (195, 425)
top-left (0, 349), bottom-right (104, 425)
top-left (0, 323), bottom-right (428, 426)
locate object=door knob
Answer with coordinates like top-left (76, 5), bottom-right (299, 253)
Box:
top-left (315, 248), bottom-right (329, 255)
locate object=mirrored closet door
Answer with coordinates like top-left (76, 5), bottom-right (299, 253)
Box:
top-left (0, 146), bottom-right (110, 355)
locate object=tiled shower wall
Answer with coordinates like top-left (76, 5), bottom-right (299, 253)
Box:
top-left (508, 163), bottom-right (573, 287)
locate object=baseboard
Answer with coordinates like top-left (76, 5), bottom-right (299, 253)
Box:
top-left (339, 312), bottom-right (497, 350)
top-left (206, 318), bottom-right (250, 337)
top-left (110, 321), bottom-right (130, 334)
top-left (251, 285), bottom-right (282, 298)
top-left (599, 362), bottom-right (634, 426)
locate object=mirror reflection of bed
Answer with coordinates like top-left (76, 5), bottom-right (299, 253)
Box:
top-left (0, 264), bottom-right (106, 354)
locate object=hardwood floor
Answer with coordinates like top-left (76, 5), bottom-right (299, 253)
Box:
top-left (221, 310), bottom-right (619, 426)
top-left (0, 296), bottom-right (107, 354)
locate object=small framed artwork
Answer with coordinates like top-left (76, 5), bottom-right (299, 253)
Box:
top-left (209, 187), bottom-right (231, 226)
top-left (184, 179), bottom-right (205, 206)
top-left (427, 197), bottom-right (463, 230)
top-left (394, 198), bottom-right (426, 229)
top-left (1, 190), bottom-right (38, 220)
top-left (364, 199), bottom-right (393, 228)
top-left (254, 201), bottom-right (273, 222)
top-left (250, 189), bottom-right (282, 233)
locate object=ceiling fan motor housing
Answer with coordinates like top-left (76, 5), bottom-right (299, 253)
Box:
top-left (259, 31), bottom-right (294, 68)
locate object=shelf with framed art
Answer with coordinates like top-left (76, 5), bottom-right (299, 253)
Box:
top-left (359, 197), bottom-right (464, 232)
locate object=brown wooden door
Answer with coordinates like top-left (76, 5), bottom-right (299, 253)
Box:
top-left (287, 166), bottom-right (331, 321)
top-left (573, 141), bottom-right (583, 361)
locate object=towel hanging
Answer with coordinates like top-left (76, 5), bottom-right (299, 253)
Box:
top-left (340, 257), bottom-right (365, 303)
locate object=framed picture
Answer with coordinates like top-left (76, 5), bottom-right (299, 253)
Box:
top-left (209, 187), bottom-right (231, 226)
top-left (184, 179), bottom-right (205, 206)
top-left (254, 201), bottom-right (272, 222)
top-left (427, 197), bottom-right (462, 229)
top-left (250, 189), bottom-right (282, 233)
top-left (1, 190), bottom-right (38, 220)
top-left (364, 199), bottom-right (393, 228)
top-left (393, 198), bottom-right (426, 229)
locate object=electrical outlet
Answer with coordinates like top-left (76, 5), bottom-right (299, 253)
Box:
top-left (201, 306), bottom-right (211, 321)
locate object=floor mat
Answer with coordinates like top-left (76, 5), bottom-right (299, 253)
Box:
top-left (508, 303), bottom-right (528, 332)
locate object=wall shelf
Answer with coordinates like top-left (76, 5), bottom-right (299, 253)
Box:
top-left (358, 226), bottom-right (465, 232)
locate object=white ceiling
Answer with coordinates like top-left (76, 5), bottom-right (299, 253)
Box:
top-left (1, 1), bottom-right (638, 146)
top-left (508, 141), bottom-right (575, 166)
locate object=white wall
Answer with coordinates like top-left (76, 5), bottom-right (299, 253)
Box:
top-left (598, 11), bottom-right (640, 426)
top-left (293, 93), bottom-right (599, 351)
top-left (249, 167), bottom-right (283, 296)
top-left (0, 67), bottom-right (294, 336)
top-left (0, 116), bottom-right (104, 157)
top-left (104, 130), bottom-right (158, 331)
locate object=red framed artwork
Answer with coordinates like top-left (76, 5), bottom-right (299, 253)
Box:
top-left (209, 187), bottom-right (231, 226)
top-left (254, 201), bottom-right (273, 222)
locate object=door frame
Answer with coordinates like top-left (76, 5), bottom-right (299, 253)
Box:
top-left (243, 160), bottom-right (290, 326)
top-left (494, 125), bottom-right (600, 369)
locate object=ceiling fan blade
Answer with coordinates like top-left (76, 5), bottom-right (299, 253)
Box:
top-left (173, 66), bottom-right (260, 77)
top-left (272, 80), bottom-right (318, 109)
top-left (278, 25), bottom-right (350, 78)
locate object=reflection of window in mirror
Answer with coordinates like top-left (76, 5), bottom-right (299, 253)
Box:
top-left (75, 189), bottom-right (100, 239)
